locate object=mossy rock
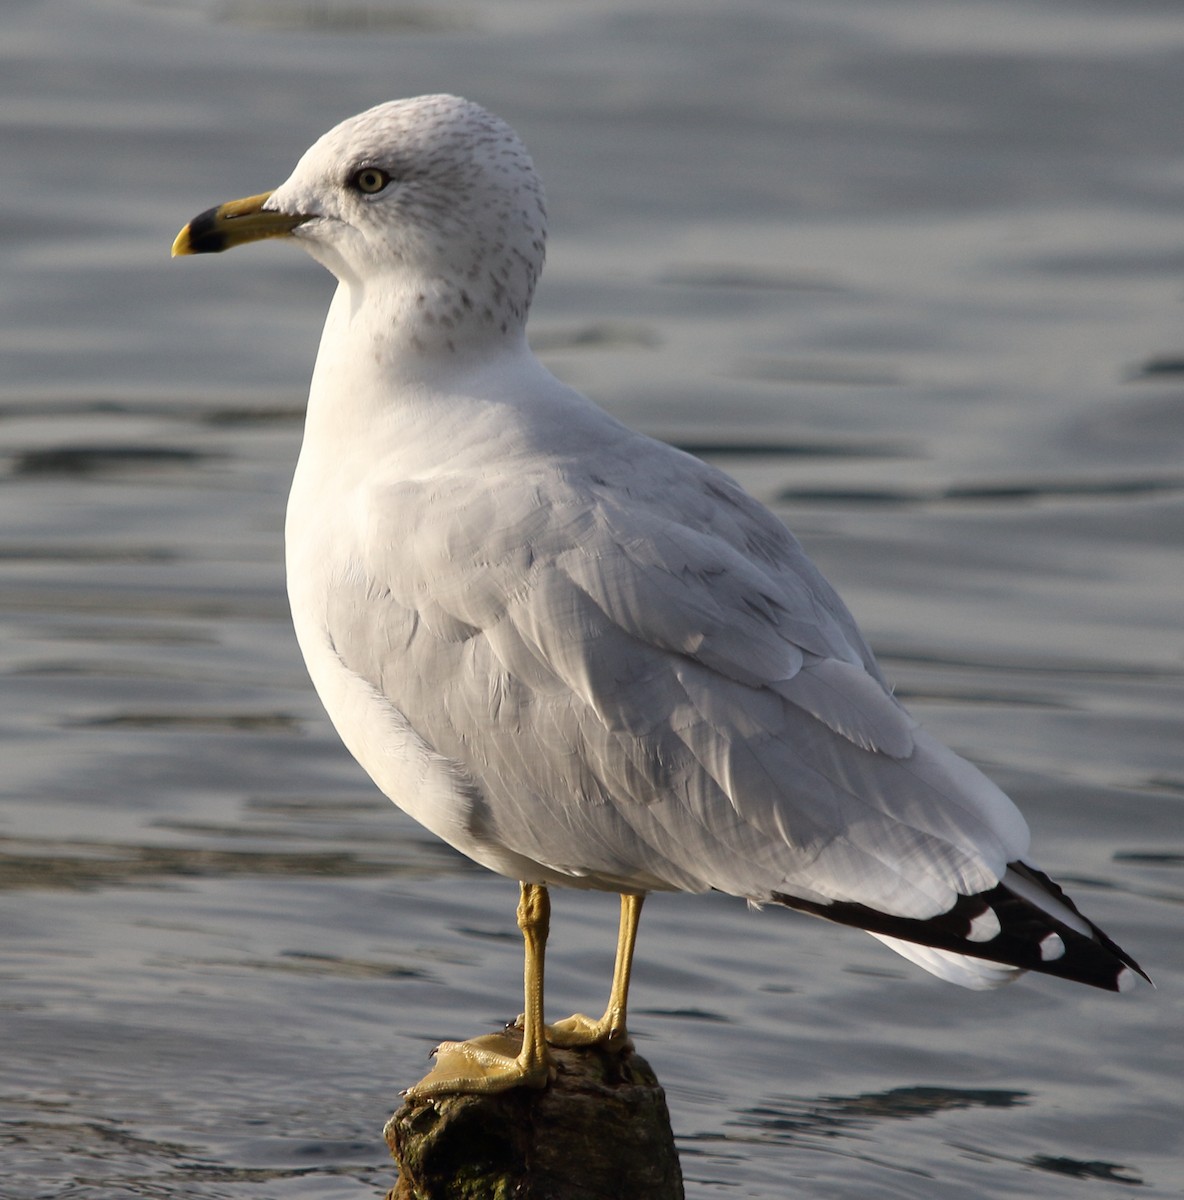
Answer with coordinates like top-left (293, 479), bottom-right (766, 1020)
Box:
top-left (384, 1028), bottom-right (684, 1200)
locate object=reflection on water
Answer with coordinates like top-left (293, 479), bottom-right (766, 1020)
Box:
top-left (729, 1085), bottom-right (1030, 1145)
top-left (779, 475), bottom-right (1184, 507)
top-left (1023, 1155), bottom-right (1142, 1186)
top-left (10, 445), bottom-right (210, 477)
top-left (0, 838), bottom-right (434, 891)
top-left (3, 0), bottom-right (1182, 1197)
top-left (954, 1144), bottom-right (1145, 1188)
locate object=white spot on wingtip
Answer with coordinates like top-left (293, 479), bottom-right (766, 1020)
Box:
top-left (1038, 932), bottom-right (1066, 961)
top-left (967, 907), bottom-right (1001, 943)
top-left (1116, 966), bottom-right (1140, 993)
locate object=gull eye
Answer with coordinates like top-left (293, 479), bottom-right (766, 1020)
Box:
top-left (351, 167), bottom-right (392, 195)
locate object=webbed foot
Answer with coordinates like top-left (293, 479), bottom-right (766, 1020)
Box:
top-left (404, 1030), bottom-right (552, 1099)
top-left (509, 1010), bottom-right (631, 1051)
top-left (547, 1011), bottom-right (631, 1051)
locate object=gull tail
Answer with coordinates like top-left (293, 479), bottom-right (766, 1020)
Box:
top-left (773, 860), bottom-right (1150, 993)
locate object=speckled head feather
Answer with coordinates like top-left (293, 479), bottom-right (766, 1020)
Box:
top-left (269, 95), bottom-right (548, 344)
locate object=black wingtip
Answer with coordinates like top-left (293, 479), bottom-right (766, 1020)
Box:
top-left (773, 863), bottom-right (1148, 994)
top-left (1006, 861), bottom-right (1151, 992)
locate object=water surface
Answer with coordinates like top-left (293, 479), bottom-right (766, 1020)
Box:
top-left (2, 2), bottom-right (1182, 1197)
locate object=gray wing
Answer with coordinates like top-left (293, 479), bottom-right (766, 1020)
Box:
top-left (326, 436), bottom-right (1028, 918)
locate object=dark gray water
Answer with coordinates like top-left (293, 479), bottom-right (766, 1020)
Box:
top-left (2, 2), bottom-right (1182, 1196)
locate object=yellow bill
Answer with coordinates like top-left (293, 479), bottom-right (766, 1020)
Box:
top-left (172, 191), bottom-right (309, 256)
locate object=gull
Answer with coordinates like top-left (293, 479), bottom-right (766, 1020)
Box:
top-left (173, 95), bottom-right (1147, 1098)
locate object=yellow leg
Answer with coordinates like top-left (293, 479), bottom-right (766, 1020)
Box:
top-left (547, 892), bottom-right (644, 1050)
top-left (405, 882), bottom-right (553, 1098)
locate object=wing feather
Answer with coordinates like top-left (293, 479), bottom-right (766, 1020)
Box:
top-left (317, 440), bottom-right (1026, 921)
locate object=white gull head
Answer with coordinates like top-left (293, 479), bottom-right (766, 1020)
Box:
top-left (268, 94), bottom-right (547, 356)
